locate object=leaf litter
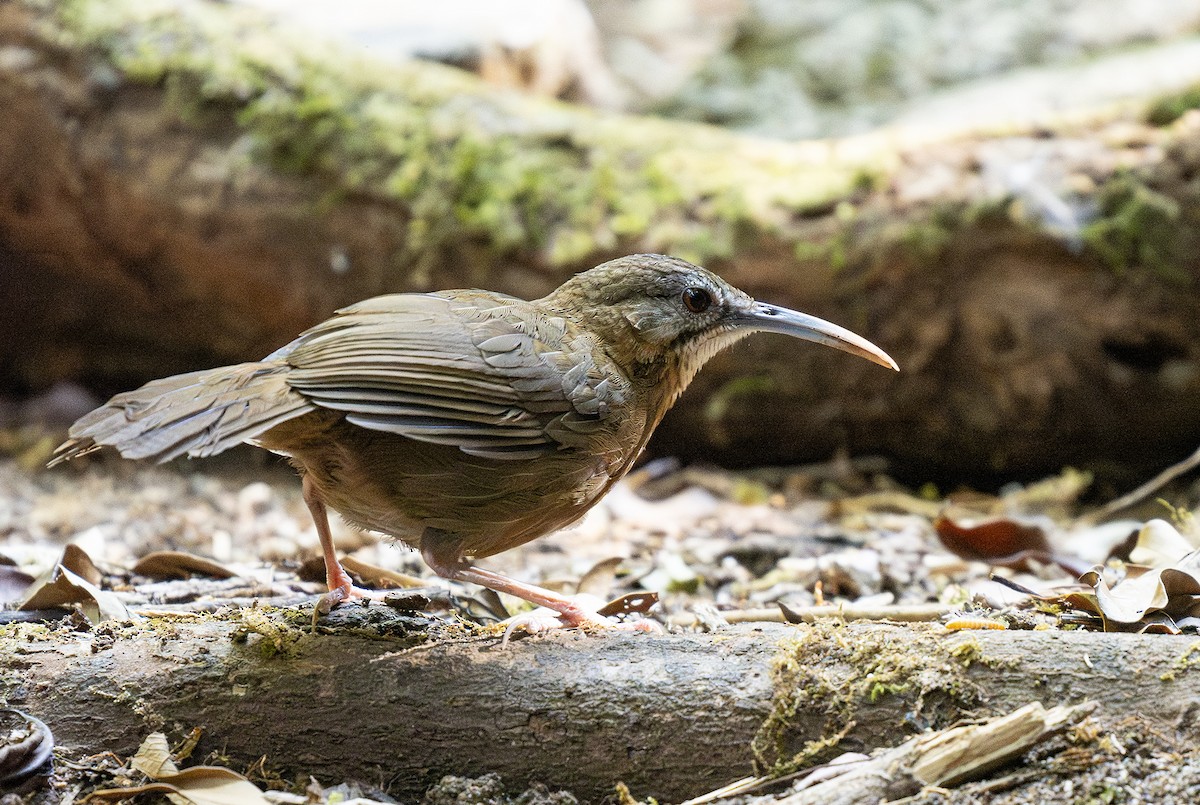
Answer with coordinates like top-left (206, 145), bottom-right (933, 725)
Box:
top-left (3, 452), bottom-right (1200, 801)
top-left (84, 732), bottom-right (271, 804)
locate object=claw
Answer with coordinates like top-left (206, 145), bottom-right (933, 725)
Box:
top-left (312, 582), bottom-right (383, 624)
top-left (499, 596), bottom-right (662, 645)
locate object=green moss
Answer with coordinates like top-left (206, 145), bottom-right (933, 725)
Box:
top-left (47, 0), bottom-right (876, 272)
top-left (1079, 174), bottom-right (1187, 281)
top-left (729, 477), bottom-right (773, 506)
top-left (704, 374), bottom-right (776, 425)
top-left (1158, 499), bottom-right (1197, 534)
top-left (752, 623), bottom-right (989, 777)
top-left (899, 216), bottom-right (956, 261)
top-left (949, 638), bottom-right (984, 666)
top-left (1146, 85), bottom-right (1200, 127)
top-left (0, 622), bottom-right (53, 643)
top-left (897, 202), bottom-right (981, 262)
top-left (231, 607), bottom-right (315, 660)
top-left (1161, 641), bottom-right (1200, 681)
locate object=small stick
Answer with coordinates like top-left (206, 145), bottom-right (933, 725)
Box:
top-left (1085, 443), bottom-right (1200, 523)
top-left (667, 602), bottom-right (952, 628)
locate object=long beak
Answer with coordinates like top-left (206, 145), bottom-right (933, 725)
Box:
top-left (735, 302), bottom-right (899, 371)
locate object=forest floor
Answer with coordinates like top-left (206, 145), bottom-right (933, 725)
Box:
top-left (3, 445), bottom-right (1200, 804)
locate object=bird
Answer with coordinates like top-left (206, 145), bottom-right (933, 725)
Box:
top-left (50, 254), bottom-right (897, 630)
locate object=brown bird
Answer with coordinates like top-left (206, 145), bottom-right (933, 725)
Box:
top-left (50, 254), bottom-right (896, 629)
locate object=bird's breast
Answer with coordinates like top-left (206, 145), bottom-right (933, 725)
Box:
top-left (263, 410), bottom-right (648, 559)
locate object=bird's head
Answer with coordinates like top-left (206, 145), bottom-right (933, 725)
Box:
top-left (543, 254), bottom-right (897, 389)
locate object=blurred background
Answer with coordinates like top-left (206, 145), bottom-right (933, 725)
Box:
top-left (6, 6), bottom-right (1200, 797)
top-left (245, 0), bottom-right (1200, 137)
top-left (3, 0), bottom-right (1200, 490)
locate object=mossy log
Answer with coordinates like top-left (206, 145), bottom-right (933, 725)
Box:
top-left (3, 0), bottom-right (1200, 483)
top-left (6, 615), bottom-right (1200, 802)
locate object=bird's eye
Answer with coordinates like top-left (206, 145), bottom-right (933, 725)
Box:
top-left (681, 287), bottom-right (712, 313)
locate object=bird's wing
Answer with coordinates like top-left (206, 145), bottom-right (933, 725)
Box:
top-left (280, 292), bottom-right (628, 460)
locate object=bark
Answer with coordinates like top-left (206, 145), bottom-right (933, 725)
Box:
top-left (3, 0), bottom-right (1200, 483)
top-left (7, 615), bottom-right (1200, 802)
top-left (712, 702), bottom-right (1096, 805)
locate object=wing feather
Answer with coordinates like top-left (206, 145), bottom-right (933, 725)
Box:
top-left (282, 292), bottom-right (629, 458)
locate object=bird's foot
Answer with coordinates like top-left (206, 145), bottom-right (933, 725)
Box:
top-left (314, 582), bottom-right (385, 619)
top-left (500, 594), bottom-right (662, 644)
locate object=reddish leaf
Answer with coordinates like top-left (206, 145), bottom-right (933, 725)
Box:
top-left (132, 551), bottom-right (237, 581)
top-left (934, 515), bottom-right (1052, 561)
top-left (596, 591), bottom-right (659, 617)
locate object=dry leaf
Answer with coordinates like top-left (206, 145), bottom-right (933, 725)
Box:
top-left (934, 515), bottom-right (1090, 575)
top-left (575, 557), bottom-right (625, 598)
top-left (89, 732), bottom-right (270, 805)
top-left (61, 544), bottom-right (103, 586)
top-left (0, 709), bottom-right (53, 785)
top-left (1079, 551), bottom-right (1200, 626)
top-left (0, 566), bottom-right (36, 604)
top-left (934, 515), bottom-right (1052, 561)
top-left (339, 556), bottom-right (425, 589)
top-left (131, 732), bottom-right (179, 778)
top-left (1049, 548), bottom-right (1200, 632)
top-left (596, 591), bottom-right (659, 617)
top-left (133, 551), bottom-right (238, 581)
top-left (18, 551), bottom-right (129, 624)
top-left (1128, 519), bottom-right (1195, 568)
top-left (86, 769), bottom-right (271, 805)
top-left (148, 766), bottom-right (272, 805)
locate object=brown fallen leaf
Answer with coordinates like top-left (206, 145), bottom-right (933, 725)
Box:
top-left (1029, 545), bottom-right (1200, 633)
top-left (86, 732), bottom-right (270, 805)
top-left (339, 556), bottom-right (425, 589)
top-left (84, 768), bottom-right (271, 805)
top-left (596, 591), bottom-right (659, 617)
top-left (18, 547), bottom-right (128, 624)
top-left (0, 709), bottom-right (53, 786)
top-left (0, 566), bottom-right (36, 605)
top-left (1077, 550), bottom-right (1200, 629)
top-left (934, 515), bottom-right (1053, 560)
top-left (934, 515), bottom-right (1090, 576)
top-left (132, 551), bottom-right (238, 581)
top-left (575, 557), bottom-right (626, 599)
top-left (297, 555), bottom-right (425, 589)
top-left (61, 543), bottom-right (103, 586)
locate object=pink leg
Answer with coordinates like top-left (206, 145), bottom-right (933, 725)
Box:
top-left (421, 541), bottom-right (658, 634)
top-left (302, 475), bottom-right (377, 614)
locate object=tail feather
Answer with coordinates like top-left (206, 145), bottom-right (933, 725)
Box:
top-left (49, 362), bottom-right (315, 466)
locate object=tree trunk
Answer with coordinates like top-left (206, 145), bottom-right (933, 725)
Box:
top-left (3, 0), bottom-right (1200, 484)
top-left (7, 613), bottom-right (1200, 802)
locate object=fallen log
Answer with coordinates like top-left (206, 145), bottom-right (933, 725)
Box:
top-left (3, 0), bottom-right (1200, 482)
top-left (6, 612), bottom-right (1200, 801)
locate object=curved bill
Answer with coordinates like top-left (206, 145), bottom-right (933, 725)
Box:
top-left (734, 302), bottom-right (899, 371)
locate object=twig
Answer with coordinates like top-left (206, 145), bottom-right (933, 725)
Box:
top-left (667, 602), bottom-right (952, 628)
top-left (1085, 443), bottom-right (1200, 523)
